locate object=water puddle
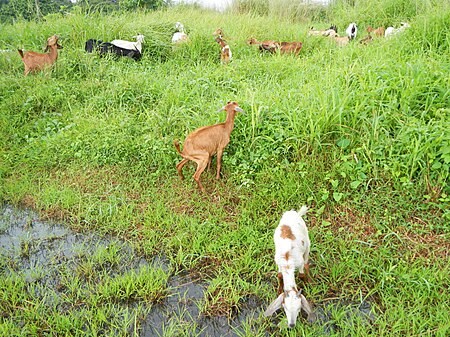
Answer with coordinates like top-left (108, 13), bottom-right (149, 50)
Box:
top-left (0, 205), bottom-right (262, 336)
top-left (0, 204), bottom-right (376, 335)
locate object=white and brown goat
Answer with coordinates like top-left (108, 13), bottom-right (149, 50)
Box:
top-left (264, 206), bottom-right (316, 328)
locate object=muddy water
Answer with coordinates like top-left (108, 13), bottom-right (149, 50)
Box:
top-left (0, 205), bottom-right (262, 336)
top-left (0, 205), bottom-right (375, 336)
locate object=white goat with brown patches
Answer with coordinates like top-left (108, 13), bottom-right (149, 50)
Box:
top-left (174, 101), bottom-right (244, 192)
top-left (18, 35), bottom-right (62, 75)
top-left (264, 206), bottom-right (315, 328)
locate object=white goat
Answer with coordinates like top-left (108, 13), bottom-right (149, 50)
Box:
top-left (111, 34), bottom-right (145, 53)
top-left (385, 22), bottom-right (411, 37)
top-left (172, 22), bottom-right (189, 44)
top-left (264, 206), bottom-right (315, 328)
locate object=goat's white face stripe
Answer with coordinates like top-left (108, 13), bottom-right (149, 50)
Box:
top-left (282, 291), bottom-right (302, 327)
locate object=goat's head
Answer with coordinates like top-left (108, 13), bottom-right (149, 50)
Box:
top-left (329, 24), bottom-right (338, 33)
top-left (45, 35), bottom-right (62, 52)
top-left (346, 23), bottom-right (358, 39)
top-left (247, 37), bottom-right (258, 45)
top-left (133, 34), bottom-right (145, 43)
top-left (264, 289), bottom-right (314, 328)
top-left (218, 101), bottom-right (244, 114)
top-left (213, 28), bottom-right (223, 37)
top-left (175, 22), bottom-right (184, 32)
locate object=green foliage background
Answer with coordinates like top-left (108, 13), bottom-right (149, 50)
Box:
top-left (0, 0), bottom-right (449, 335)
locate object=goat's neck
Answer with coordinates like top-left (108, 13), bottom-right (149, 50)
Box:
top-left (223, 111), bottom-right (236, 134)
top-left (48, 45), bottom-right (59, 61)
top-left (281, 269), bottom-right (297, 291)
top-left (216, 37), bottom-right (227, 48)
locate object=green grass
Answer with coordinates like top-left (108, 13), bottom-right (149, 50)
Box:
top-left (1, 0), bottom-right (450, 335)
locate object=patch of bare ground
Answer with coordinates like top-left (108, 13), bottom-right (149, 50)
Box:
top-left (161, 172), bottom-right (241, 223)
top-left (316, 205), bottom-right (449, 262)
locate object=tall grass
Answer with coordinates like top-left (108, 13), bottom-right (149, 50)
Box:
top-left (0, 0), bottom-right (449, 335)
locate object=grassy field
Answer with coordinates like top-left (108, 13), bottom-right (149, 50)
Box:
top-left (0, 0), bottom-right (449, 335)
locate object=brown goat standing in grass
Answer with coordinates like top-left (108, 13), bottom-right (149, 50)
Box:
top-left (174, 101), bottom-right (244, 192)
top-left (18, 35), bottom-right (62, 75)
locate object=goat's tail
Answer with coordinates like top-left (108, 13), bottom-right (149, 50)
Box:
top-left (18, 49), bottom-right (24, 58)
top-left (298, 205), bottom-right (308, 217)
top-left (173, 139), bottom-right (183, 155)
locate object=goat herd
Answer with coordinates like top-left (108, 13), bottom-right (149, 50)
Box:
top-left (15, 19), bottom-right (410, 328)
top-left (17, 21), bottom-right (411, 74)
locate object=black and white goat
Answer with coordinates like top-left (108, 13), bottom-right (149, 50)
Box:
top-left (111, 34), bottom-right (145, 53)
top-left (264, 206), bottom-right (316, 328)
top-left (85, 39), bottom-right (141, 60)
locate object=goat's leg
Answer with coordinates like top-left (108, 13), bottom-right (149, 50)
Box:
top-left (277, 272), bottom-right (284, 295)
top-left (215, 149), bottom-right (224, 180)
top-left (176, 158), bottom-right (189, 180)
top-left (207, 156), bottom-right (212, 172)
top-left (193, 155), bottom-right (209, 192)
top-left (299, 262), bottom-right (310, 283)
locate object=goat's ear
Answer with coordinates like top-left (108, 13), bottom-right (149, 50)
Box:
top-left (300, 294), bottom-right (315, 319)
top-left (234, 107), bottom-right (244, 113)
top-left (217, 106), bottom-right (225, 112)
top-left (264, 293), bottom-right (284, 317)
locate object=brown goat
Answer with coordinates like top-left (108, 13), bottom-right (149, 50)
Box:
top-left (18, 35), bottom-right (62, 76)
top-left (213, 28), bottom-right (224, 37)
top-left (247, 38), bottom-right (302, 56)
top-left (367, 26), bottom-right (385, 37)
top-left (174, 101), bottom-right (244, 192)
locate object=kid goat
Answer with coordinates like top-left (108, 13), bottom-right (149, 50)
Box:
top-left (18, 35), bottom-right (62, 75)
top-left (172, 22), bottom-right (189, 44)
top-left (264, 206), bottom-right (316, 328)
top-left (213, 29), bottom-right (232, 64)
top-left (174, 101), bottom-right (244, 192)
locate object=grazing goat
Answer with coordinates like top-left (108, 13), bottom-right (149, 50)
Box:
top-left (174, 101), bottom-right (244, 192)
top-left (359, 35), bottom-right (373, 45)
top-left (85, 39), bottom-right (141, 60)
top-left (307, 24), bottom-right (337, 36)
top-left (329, 22), bottom-right (358, 46)
top-left (385, 22), bottom-right (410, 37)
top-left (172, 22), bottom-right (189, 44)
top-left (247, 38), bottom-right (302, 56)
top-left (111, 34), bottom-right (145, 53)
top-left (264, 206), bottom-right (315, 328)
top-left (215, 35), bottom-right (232, 64)
top-left (18, 35), bottom-right (62, 76)
top-left (367, 25), bottom-right (385, 37)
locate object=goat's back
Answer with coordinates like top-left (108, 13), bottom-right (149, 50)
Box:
top-left (274, 209), bottom-right (310, 268)
top-left (182, 123), bottom-right (230, 155)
